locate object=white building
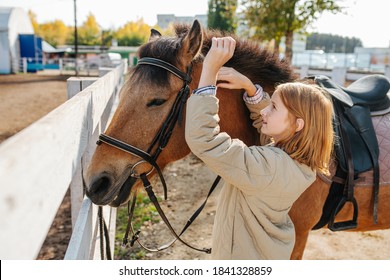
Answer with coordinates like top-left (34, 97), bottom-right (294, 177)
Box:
top-left (0, 7), bottom-right (34, 74)
top-left (157, 14), bottom-right (208, 29)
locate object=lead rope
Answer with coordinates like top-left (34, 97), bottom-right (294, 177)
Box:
top-left (98, 206), bottom-right (112, 260)
top-left (122, 188), bottom-right (138, 247)
top-left (121, 174), bottom-right (221, 254)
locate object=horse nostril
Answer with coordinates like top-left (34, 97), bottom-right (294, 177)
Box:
top-left (87, 174), bottom-right (112, 202)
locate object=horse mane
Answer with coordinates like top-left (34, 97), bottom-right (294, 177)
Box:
top-left (176, 24), bottom-right (296, 92)
top-left (132, 23), bottom-right (296, 91)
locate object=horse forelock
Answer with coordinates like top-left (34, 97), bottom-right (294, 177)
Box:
top-left (174, 23), bottom-right (192, 37)
top-left (133, 36), bottom-right (184, 86)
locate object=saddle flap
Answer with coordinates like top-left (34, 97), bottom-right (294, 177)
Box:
top-left (334, 105), bottom-right (378, 174)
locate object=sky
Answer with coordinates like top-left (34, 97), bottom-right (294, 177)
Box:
top-left (1, 0), bottom-right (389, 48)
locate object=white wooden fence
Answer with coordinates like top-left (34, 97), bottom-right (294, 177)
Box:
top-left (0, 62), bottom-right (127, 259)
top-left (296, 65), bottom-right (390, 85)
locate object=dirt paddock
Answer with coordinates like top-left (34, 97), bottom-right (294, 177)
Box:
top-left (1, 73), bottom-right (389, 260)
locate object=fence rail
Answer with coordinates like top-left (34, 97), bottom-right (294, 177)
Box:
top-left (295, 65), bottom-right (390, 86)
top-left (14, 57), bottom-right (106, 76)
top-left (0, 62), bottom-right (126, 259)
top-left (292, 52), bottom-right (390, 72)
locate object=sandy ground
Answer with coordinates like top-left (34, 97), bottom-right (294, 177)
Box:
top-left (1, 73), bottom-right (389, 260)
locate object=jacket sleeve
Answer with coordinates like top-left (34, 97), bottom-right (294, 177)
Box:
top-left (245, 92), bottom-right (271, 146)
top-left (185, 94), bottom-right (278, 194)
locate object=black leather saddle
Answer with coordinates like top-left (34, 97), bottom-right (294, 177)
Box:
top-left (314, 74), bottom-right (390, 112)
top-left (314, 75), bottom-right (389, 173)
top-left (311, 74), bottom-right (390, 231)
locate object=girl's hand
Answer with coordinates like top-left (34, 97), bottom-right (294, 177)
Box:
top-left (217, 67), bottom-right (257, 96)
top-left (198, 37), bottom-right (236, 88)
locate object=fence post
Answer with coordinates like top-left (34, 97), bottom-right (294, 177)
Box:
top-left (22, 58), bottom-right (27, 73)
top-left (300, 65), bottom-right (309, 79)
top-left (385, 65), bottom-right (390, 79)
top-left (67, 77), bottom-right (99, 99)
top-left (66, 77), bottom-right (99, 228)
top-left (59, 58), bottom-right (63, 74)
top-left (332, 67), bottom-right (347, 86)
top-left (64, 63), bottom-right (125, 259)
top-left (99, 67), bottom-right (114, 77)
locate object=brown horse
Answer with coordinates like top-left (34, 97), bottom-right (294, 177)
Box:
top-left (85, 20), bottom-right (390, 259)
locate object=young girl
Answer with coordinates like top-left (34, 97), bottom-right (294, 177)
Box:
top-left (185, 37), bottom-right (334, 259)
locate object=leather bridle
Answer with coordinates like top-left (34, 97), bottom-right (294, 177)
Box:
top-left (96, 57), bottom-right (218, 256)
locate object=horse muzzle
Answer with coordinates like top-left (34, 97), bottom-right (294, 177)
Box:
top-left (85, 171), bottom-right (137, 207)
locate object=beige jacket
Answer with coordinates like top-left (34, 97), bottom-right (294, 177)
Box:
top-left (185, 93), bottom-right (316, 260)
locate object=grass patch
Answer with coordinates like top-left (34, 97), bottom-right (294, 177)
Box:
top-left (114, 191), bottom-right (161, 259)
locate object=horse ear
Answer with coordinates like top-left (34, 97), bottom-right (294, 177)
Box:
top-left (180, 20), bottom-right (203, 63)
top-left (149, 28), bottom-right (162, 42)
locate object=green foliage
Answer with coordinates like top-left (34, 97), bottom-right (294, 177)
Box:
top-left (306, 33), bottom-right (363, 53)
top-left (101, 30), bottom-right (115, 47)
top-left (29, 10), bottom-right (70, 47)
top-left (242, 0), bottom-right (344, 60)
top-left (30, 11), bottom-right (153, 47)
top-left (114, 192), bottom-right (161, 260)
top-left (243, 0), bottom-right (288, 43)
top-left (208, 0), bottom-right (238, 32)
top-left (114, 19), bottom-right (151, 46)
top-left (77, 13), bottom-right (101, 45)
top-left (28, 10), bottom-right (39, 33)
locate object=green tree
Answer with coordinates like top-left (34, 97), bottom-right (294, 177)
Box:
top-left (40, 20), bottom-right (70, 47)
top-left (306, 33), bottom-right (363, 53)
top-left (114, 19), bottom-right (151, 46)
top-left (208, 0), bottom-right (238, 32)
top-left (77, 13), bottom-right (101, 45)
top-left (243, 0), bottom-right (343, 61)
top-left (101, 29), bottom-right (114, 47)
top-left (28, 10), bottom-right (39, 33)
top-left (28, 10), bottom-right (70, 47)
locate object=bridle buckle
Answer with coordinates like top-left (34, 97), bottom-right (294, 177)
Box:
top-left (130, 160), bottom-right (154, 178)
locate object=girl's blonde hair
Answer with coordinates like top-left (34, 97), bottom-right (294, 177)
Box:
top-left (275, 82), bottom-right (334, 176)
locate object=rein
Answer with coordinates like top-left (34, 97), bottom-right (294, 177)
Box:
top-left (96, 57), bottom-right (217, 256)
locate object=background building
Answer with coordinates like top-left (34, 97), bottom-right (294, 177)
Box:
top-left (157, 14), bottom-right (207, 29)
top-left (0, 7), bottom-right (34, 74)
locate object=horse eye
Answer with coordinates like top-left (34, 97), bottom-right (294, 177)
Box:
top-left (147, 98), bottom-right (167, 107)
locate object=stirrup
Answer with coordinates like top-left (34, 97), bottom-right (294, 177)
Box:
top-left (328, 196), bottom-right (358, 231)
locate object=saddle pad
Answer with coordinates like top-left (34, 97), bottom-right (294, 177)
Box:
top-left (356, 113), bottom-right (390, 186)
top-left (319, 113), bottom-right (390, 186)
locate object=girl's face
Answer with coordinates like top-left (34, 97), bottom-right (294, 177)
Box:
top-left (260, 90), bottom-right (296, 143)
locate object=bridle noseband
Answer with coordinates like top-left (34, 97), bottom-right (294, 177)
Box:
top-left (96, 57), bottom-right (216, 255)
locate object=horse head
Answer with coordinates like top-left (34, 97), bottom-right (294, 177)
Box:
top-left (85, 21), bottom-right (204, 206)
top-left (85, 20), bottom-right (295, 207)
